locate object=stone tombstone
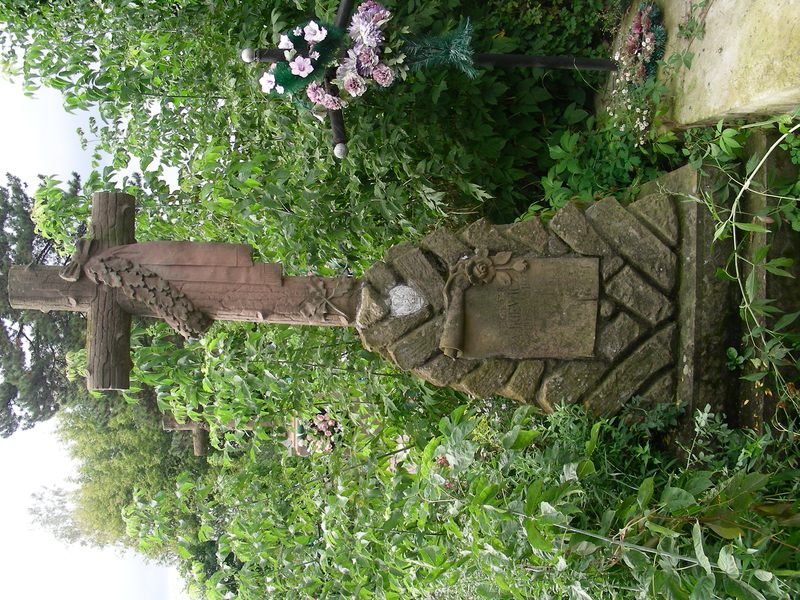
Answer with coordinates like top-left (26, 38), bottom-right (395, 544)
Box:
top-left (355, 174), bottom-right (739, 418)
top-left (9, 170), bottom-right (748, 423)
top-left (452, 256), bottom-right (599, 360)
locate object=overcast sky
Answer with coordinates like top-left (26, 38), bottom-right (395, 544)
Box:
top-left (0, 77), bottom-right (189, 600)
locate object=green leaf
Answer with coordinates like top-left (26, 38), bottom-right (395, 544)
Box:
top-left (706, 521), bottom-right (744, 540)
top-left (735, 221), bottom-right (770, 233)
top-left (523, 519), bottom-right (552, 552)
top-left (773, 310), bottom-right (800, 331)
top-left (502, 426), bottom-right (539, 450)
top-left (584, 422), bottom-right (601, 457)
top-left (645, 521), bottom-right (681, 538)
top-left (745, 153), bottom-right (760, 175)
top-left (690, 575), bottom-right (716, 600)
top-left (637, 477), bottom-right (654, 510)
top-left (661, 486), bottom-right (696, 513)
top-left (511, 429), bottom-right (539, 450)
top-left (692, 521), bottom-right (713, 575)
top-left (577, 459), bottom-right (596, 478)
top-left (525, 480), bottom-right (543, 517)
top-left (745, 269), bottom-right (757, 303)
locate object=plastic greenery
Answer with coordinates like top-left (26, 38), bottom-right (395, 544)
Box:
top-left (402, 19), bottom-right (478, 78)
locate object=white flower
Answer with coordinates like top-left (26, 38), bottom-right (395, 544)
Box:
top-left (303, 20), bottom-right (327, 43)
top-left (309, 50), bottom-right (320, 60)
top-left (293, 26), bottom-right (303, 36)
top-left (275, 84), bottom-right (284, 94)
top-left (278, 34), bottom-right (294, 51)
top-left (556, 557), bottom-right (568, 572)
top-left (289, 56), bottom-right (314, 78)
top-left (259, 71), bottom-right (276, 93)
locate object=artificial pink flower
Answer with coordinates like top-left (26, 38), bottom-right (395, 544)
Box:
top-left (259, 71), bottom-right (276, 93)
top-left (303, 20), bottom-right (327, 43)
top-left (343, 73), bottom-right (367, 97)
top-left (372, 63), bottom-right (394, 87)
top-left (289, 55), bottom-right (314, 78)
top-left (278, 34), bottom-right (294, 51)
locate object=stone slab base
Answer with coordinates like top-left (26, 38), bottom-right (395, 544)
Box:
top-left (599, 0), bottom-right (800, 127)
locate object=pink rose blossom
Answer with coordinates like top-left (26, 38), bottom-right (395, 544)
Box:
top-left (372, 63), bottom-right (394, 87)
top-left (343, 73), bottom-right (367, 97)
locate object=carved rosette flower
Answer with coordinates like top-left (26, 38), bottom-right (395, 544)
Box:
top-left (463, 248), bottom-right (496, 285)
top-left (440, 248), bottom-right (528, 358)
top-left (458, 249), bottom-right (527, 288)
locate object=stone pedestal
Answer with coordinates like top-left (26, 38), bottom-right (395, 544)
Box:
top-left (356, 166), bottom-right (745, 418)
top-left (603, 0), bottom-right (800, 126)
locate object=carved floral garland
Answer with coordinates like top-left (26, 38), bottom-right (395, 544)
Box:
top-left (86, 256), bottom-right (212, 339)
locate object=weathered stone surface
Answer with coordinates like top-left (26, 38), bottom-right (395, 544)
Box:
top-left (502, 220), bottom-right (549, 255)
top-left (455, 358), bottom-right (516, 398)
top-left (586, 197), bottom-right (677, 292)
top-left (664, 0), bottom-right (800, 125)
top-left (629, 193), bottom-right (678, 247)
top-left (623, 370), bottom-right (677, 425)
top-left (535, 361), bottom-right (607, 412)
top-left (384, 241), bottom-right (414, 264)
top-left (387, 285), bottom-right (427, 317)
top-left (584, 324), bottom-right (676, 416)
top-left (605, 266), bottom-right (673, 326)
top-left (364, 261), bottom-right (397, 294)
top-left (602, 256), bottom-right (625, 281)
top-left (388, 316), bottom-right (444, 370)
top-left (460, 218), bottom-right (525, 253)
top-left (461, 257), bottom-right (599, 360)
top-left (356, 283), bottom-right (388, 329)
top-left (673, 168), bottom-right (739, 419)
top-left (547, 233), bottom-right (570, 256)
top-left (639, 164), bottom-right (699, 198)
top-left (638, 370), bottom-right (676, 407)
top-left (600, 299), bottom-right (616, 319)
top-left (549, 202), bottom-right (621, 278)
top-left (414, 353), bottom-right (480, 387)
top-left (360, 306), bottom-right (431, 352)
top-left (420, 228), bottom-right (471, 267)
top-left (388, 247), bottom-right (445, 311)
top-left (498, 360), bottom-right (545, 403)
top-left (596, 312), bottom-right (643, 361)
top-left (602, 1), bottom-right (800, 126)
top-left (549, 202), bottom-right (614, 257)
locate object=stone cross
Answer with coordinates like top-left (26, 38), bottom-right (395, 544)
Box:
top-left (8, 192), bottom-right (359, 391)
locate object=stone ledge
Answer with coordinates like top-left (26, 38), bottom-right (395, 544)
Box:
top-left (454, 359), bottom-right (516, 399)
top-left (388, 316), bottom-right (444, 370)
top-left (605, 266), bottom-right (673, 326)
top-left (387, 247), bottom-right (445, 311)
top-left (584, 324), bottom-right (676, 416)
top-left (498, 360), bottom-right (545, 403)
top-left (586, 197), bottom-right (677, 293)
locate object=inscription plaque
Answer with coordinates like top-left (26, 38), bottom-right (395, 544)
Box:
top-left (460, 257), bottom-right (599, 359)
